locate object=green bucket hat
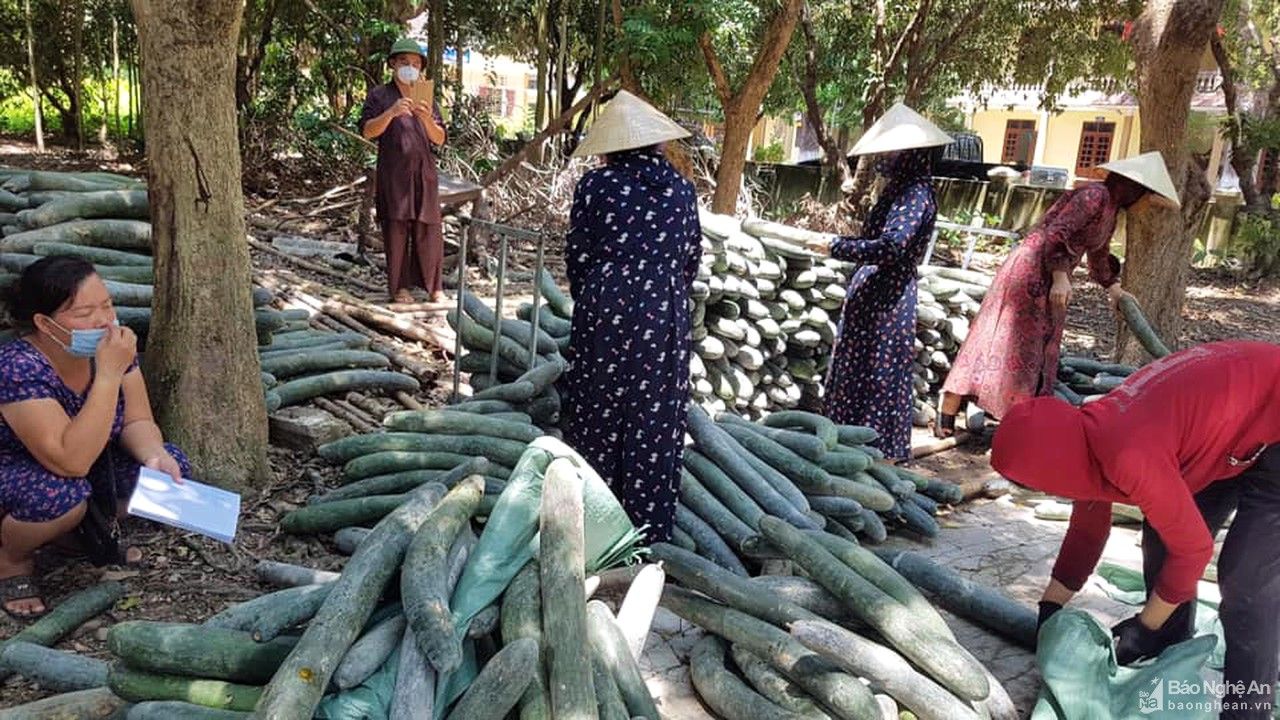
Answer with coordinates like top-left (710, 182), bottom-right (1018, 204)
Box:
top-left (388, 37), bottom-right (426, 63)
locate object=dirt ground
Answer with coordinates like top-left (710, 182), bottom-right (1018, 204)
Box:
top-left (2, 138), bottom-right (1278, 714)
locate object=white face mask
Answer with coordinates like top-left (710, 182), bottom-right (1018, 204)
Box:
top-left (396, 65), bottom-right (420, 83)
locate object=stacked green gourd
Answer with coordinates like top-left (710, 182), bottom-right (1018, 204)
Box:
top-left (0, 167), bottom-right (287, 349)
top-left (1054, 355), bottom-right (1138, 406)
top-left (691, 212), bottom-right (846, 417)
top-left (529, 208), bottom-right (990, 427)
top-left (0, 167), bottom-right (425, 414)
top-left (911, 265), bottom-right (990, 428)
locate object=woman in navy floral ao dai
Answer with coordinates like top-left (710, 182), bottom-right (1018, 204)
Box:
top-left (805, 104), bottom-right (952, 461)
top-left (561, 91), bottom-right (701, 544)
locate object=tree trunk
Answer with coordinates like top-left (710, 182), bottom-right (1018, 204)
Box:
top-left (73, 0), bottom-right (85, 151)
top-left (556, 12), bottom-right (568, 119)
top-left (1118, 0), bottom-right (1226, 364)
top-left (44, 90), bottom-right (82, 145)
top-left (841, 76), bottom-right (892, 224)
top-left (320, 67), bottom-right (343, 119)
top-left (841, 0), bottom-right (935, 223)
top-left (712, 107), bottom-right (757, 214)
top-left (701, 0), bottom-right (806, 214)
top-left (593, 0), bottom-right (605, 91)
top-left (1261, 149), bottom-right (1280, 195)
top-left (357, 167), bottom-right (377, 254)
top-left (112, 17), bottom-right (121, 142)
top-left (610, 0), bottom-right (640, 94)
top-left (453, 25), bottom-right (464, 103)
top-left (1258, 81), bottom-right (1280, 196)
top-left (546, 0), bottom-right (560, 123)
top-left (798, 3), bottom-right (852, 190)
top-left (535, 0), bottom-right (549, 129)
top-left (1210, 33), bottom-right (1260, 207)
top-left (428, 0), bottom-right (445, 90)
top-left (126, 54), bottom-right (135, 139)
top-left (130, 0), bottom-right (270, 489)
top-left (235, 0), bottom-right (279, 113)
top-left (25, 0), bottom-right (45, 152)
top-left (131, 36), bottom-right (145, 143)
top-left (99, 37), bottom-right (110, 146)
top-left (358, 34), bottom-right (380, 93)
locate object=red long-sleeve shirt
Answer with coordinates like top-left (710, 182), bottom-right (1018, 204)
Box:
top-left (1052, 341), bottom-right (1280, 603)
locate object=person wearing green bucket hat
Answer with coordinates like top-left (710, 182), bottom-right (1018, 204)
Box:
top-left (388, 37), bottom-right (425, 63)
top-left (359, 37), bottom-right (448, 304)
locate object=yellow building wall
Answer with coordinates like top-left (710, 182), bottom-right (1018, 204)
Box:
top-left (459, 59), bottom-right (536, 132)
top-left (968, 108), bottom-right (1145, 176)
top-left (1040, 109), bottom-right (1134, 170)
top-left (969, 110), bottom-right (1040, 164)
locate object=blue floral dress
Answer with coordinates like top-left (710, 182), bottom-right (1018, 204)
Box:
top-left (561, 149), bottom-right (702, 543)
top-left (824, 149), bottom-right (938, 461)
top-left (0, 338), bottom-right (189, 523)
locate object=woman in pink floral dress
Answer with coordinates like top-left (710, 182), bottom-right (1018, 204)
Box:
top-left (936, 152), bottom-right (1181, 435)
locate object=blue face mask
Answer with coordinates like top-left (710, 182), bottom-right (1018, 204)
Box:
top-left (48, 319), bottom-right (117, 358)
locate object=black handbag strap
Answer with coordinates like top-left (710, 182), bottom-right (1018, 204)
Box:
top-left (73, 447), bottom-right (124, 566)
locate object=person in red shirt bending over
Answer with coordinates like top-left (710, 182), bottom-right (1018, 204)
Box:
top-left (992, 340), bottom-right (1280, 719)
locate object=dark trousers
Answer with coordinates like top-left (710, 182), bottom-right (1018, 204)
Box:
top-left (1142, 446), bottom-right (1280, 719)
top-left (382, 219), bottom-right (443, 297)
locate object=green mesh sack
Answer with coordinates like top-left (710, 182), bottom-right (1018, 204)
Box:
top-left (435, 436), bottom-right (643, 715)
top-left (448, 436), bottom-right (643, 627)
top-left (1032, 609), bottom-right (1217, 720)
top-left (316, 647), bottom-right (399, 720)
top-left (1095, 562), bottom-right (1224, 670)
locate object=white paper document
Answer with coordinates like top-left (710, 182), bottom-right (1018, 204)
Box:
top-left (126, 466), bottom-right (241, 544)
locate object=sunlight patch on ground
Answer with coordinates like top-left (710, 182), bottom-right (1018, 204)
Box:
top-left (1185, 284), bottom-right (1280, 303)
top-left (1061, 331), bottom-right (1101, 353)
top-left (1, 141), bottom-right (38, 155)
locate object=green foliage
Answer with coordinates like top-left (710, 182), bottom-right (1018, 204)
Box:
top-left (0, 95), bottom-right (40, 134)
top-left (1230, 209), bottom-right (1280, 276)
top-left (763, 0), bottom-right (870, 128)
top-left (1236, 113), bottom-right (1280, 156)
top-left (746, 0), bottom-right (1125, 165)
top-left (1215, 0), bottom-right (1280, 176)
top-left (999, 1), bottom-right (1128, 106)
top-left (927, 102), bottom-right (969, 134)
top-left (620, 1), bottom-right (720, 112)
top-left (0, 0), bottom-right (140, 142)
top-left (1186, 111), bottom-right (1222, 154)
top-left (0, 0), bottom-right (1139, 224)
top-left (1221, 0), bottom-right (1280, 91)
top-left (0, 63), bottom-right (20, 100)
top-left (937, 209), bottom-right (1009, 254)
top-left (753, 141), bottom-right (784, 163)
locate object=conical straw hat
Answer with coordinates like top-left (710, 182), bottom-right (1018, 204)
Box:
top-left (849, 102), bottom-right (953, 156)
top-left (1099, 151), bottom-right (1181, 208)
top-left (572, 90), bottom-right (691, 158)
